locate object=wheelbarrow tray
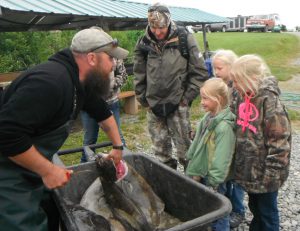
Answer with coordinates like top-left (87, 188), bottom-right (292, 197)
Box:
top-left (53, 151), bottom-right (231, 231)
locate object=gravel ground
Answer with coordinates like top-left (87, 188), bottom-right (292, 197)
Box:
top-left (136, 133), bottom-right (300, 231)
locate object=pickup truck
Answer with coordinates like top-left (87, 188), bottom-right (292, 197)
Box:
top-left (246, 14), bottom-right (280, 32)
top-left (192, 22), bottom-right (229, 32)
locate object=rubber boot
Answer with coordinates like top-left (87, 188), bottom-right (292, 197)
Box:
top-left (163, 158), bottom-right (178, 170)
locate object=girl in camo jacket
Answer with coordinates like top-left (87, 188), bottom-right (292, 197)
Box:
top-left (230, 54), bottom-right (291, 231)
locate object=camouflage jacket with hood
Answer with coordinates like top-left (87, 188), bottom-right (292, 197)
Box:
top-left (133, 22), bottom-right (208, 115)
top-left (232, 76), bottom-right (291, 193)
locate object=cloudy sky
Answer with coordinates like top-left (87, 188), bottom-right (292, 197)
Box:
top-left (128, 0), bottom-right (299, 29)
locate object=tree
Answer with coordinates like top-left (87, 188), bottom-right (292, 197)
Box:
top-left (0, 30), bottom-right (75, 73)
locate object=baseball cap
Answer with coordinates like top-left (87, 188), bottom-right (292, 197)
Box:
top-left (70, 27), bottom-right (129, 60)
top-left (148, 3), bottom-right (171, 28)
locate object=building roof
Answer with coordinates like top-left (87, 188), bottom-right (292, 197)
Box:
top-left (0, 0), bottom-right (228, 31)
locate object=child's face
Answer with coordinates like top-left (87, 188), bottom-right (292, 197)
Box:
top-left (213, 59), bottom-right (230, 83)
top-left (200, 90), bottom-right (218, 115)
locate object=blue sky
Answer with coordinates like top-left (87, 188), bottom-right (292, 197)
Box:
top-left (128, 0), bottom-right (299, 29)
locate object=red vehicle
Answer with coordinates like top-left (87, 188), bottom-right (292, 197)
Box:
top-left (246, 14), bottom-right (280, 32)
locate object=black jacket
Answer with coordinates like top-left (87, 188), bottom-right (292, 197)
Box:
top-left (0, 49), bottom-right (111, 157)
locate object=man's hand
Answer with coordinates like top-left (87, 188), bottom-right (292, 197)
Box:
top-left (107, 149), bottom-right (122, 165)
top-left (9, 146), bottom-right (73, 189)
top-left (41, 165), bottom-right (73, 189)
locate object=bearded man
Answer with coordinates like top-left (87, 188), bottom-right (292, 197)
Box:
top-left (0, 27), bottom-right (128, 231)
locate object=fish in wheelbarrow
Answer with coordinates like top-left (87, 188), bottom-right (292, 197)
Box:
top-left (81, 155), bottom-right (182, 230)
top-left (80, 178), bottom-right (133, 231)
top-left (97, 156), bottom-right (158, 231)
top-left (81, 147), bottom-right (148, 230)
top-left (114, 162), bottom-right (182, 230)
top-left (64, 200), bottom-right (111, 231)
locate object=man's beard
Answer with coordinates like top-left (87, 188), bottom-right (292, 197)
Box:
top-left (83, 68), bottom-right (111, 101)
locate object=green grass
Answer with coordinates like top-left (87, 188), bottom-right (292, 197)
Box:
top-left (121, 75), bottom-right (134, 91)
top-left (60, 121), bottom-right (111, 165)
top-left (287, 109), bottom-right (300, 120)
top-left (60, 32), bottom-right (300, 166)
top-left (194, 32), bottom-right (300, 81)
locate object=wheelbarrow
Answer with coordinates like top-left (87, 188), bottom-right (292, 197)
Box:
top-left (52, 143), bottom-right (231, 231)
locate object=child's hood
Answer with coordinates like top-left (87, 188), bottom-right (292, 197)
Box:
top-left (207, 107), bottom-right (236, 131)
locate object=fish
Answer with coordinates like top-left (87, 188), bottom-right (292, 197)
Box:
top-left (96, 156), bottom-right (153, 231)
top-left (80, 147), bottom-right (182, 230)
top-left (80, 178), bottom-right (129, 231)
top-left (113, 164), bottom-right (182, 230)
top-left (64, 201), bottom-right (111, 231)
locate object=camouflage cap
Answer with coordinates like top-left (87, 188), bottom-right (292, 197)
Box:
top-left (147, 3), bottom-right (171, 28)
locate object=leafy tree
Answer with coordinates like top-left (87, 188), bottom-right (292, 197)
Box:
top-left (0, 32), bottom-right (38, 72)
top-left (0, 29), bottom-right (140, 73)
top-left (0, 30), bottom-right (75, 72)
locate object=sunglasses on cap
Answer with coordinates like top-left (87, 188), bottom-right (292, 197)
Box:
top-left (90, 39), bottom-right (118, 52)
top-left (148, 5), bottom-right (170, 13)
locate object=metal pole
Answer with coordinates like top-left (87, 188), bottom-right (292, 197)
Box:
top-left (202, 23), bottom-right (209, 59)
top-left (57, 141), bottom-right (112, 155)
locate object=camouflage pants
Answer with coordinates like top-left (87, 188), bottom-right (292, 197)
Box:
top-left (147, 105), bottom-right (191, 164)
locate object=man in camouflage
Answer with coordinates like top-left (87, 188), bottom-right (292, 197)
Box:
top-left (133, 3), bottom-right (208, 169)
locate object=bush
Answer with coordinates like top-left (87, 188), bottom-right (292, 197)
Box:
top-left (0, 31), bottom-right (75, 72)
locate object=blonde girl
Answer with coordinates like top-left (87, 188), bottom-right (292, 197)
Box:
top-left (212, 49), bottom-right (246, 229)
top-left (212, 49), bottom-right (238, 84)
top-left (230, 54), bottom-right (291, 231)
top-left (186, 78), bottom-right (236, 231)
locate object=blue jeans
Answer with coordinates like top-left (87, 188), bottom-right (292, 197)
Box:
top-left (248, 191), bottom-right (279, 231)
top-left (212, 183), bottom-right (230, 231)
top-left (80, 100), bottom-right (125, 162)
top-left (200, 178), bottom-right (230, 231)
top-left (226, 180), bottom-right (245, 216)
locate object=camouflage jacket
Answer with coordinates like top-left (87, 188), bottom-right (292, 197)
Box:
top-left (232, 76), bottom-right (291, 193)
top-left (133, 21), bottom-right (208, 110)
top-left (106, 59), bottom-right (128, 105)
